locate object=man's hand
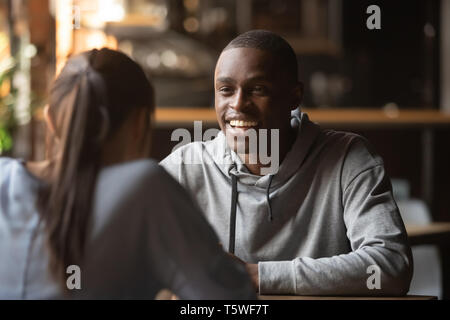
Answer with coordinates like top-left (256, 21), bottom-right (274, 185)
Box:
top-left (244, 263), bottom-right (259, 292)
top-left (227, 252), bottom-right (259, 292)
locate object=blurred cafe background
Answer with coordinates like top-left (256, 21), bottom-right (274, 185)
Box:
top-left (0, 0), bottom-right (449, 299)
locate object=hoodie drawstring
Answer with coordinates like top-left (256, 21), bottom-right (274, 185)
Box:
top-left (266, 174), bottom-right (274, 222)
top-left (229, 173), bottom-right (275, 253)
top-left (228, 173), bottom-right (238, 254)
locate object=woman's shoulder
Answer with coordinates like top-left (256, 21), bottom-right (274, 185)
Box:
top-left (98, 158), bottom-right (182, 194)
top-left (0, 157), bottom-right (36, 185)
top-left (0, 156), bottom-right (21, 170)
top-left (0, 157), bottom-right (41, 219)
top-left (0, 157), bottom-right (16, 187)
top-left (93, 158), bottom-right (199, 228)
top-left (100, 158), bottom-right (167, 182)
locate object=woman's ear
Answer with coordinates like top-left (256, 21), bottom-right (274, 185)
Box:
top-left (43, 104), bottom-right (57, 137)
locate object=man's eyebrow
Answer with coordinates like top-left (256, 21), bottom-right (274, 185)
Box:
top-left (216, 75), bottom-right (271, 83)
top-left (216, 77), bottom-right (235, 84)
top-left (246, 75), bottom-right (271, 82)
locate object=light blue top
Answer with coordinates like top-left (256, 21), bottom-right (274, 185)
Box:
top-left (0, 157), bottom-right (255, 299)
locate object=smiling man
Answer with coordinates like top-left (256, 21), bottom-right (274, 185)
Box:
top-left (161, 30), bottom-right (413, 296)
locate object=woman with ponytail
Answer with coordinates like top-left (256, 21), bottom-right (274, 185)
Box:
top-left (0, 48), bottom-right (255, 299)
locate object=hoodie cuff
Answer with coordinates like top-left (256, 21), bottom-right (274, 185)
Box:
top-left (258, 261), bottom-right (296, 295)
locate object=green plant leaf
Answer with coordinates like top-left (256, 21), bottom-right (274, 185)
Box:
top-left (0, 126), bottom-right (13, 154)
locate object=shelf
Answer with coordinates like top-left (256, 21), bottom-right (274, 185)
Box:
top-left (154, 107), bottom-right (450, 128)
top-left (34, 107), bottom-right (450, 129)
top-left (406, 222), bottom-right (450, 246)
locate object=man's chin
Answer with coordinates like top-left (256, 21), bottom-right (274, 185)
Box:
top-left (224, 126), bottom-right (262, 155)
top-left (226, 139), bottom-right (253, 157)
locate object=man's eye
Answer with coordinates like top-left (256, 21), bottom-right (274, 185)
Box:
top-left (219, 87), bottom-right (233, 94)
top-left (252, 86), bottom-right (267, 94)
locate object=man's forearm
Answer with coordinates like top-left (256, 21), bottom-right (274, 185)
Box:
top-left (258, 247), bottom-right (412, 296)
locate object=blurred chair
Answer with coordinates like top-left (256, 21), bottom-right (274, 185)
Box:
top-left (391, 178), bottom-right (443, 299)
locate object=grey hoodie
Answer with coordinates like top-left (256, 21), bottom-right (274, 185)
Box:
top-left (161, 109), bottom-right (413, 295)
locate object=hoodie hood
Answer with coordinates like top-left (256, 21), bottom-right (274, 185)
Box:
top-left (208, 108), bottom-right (322, 190)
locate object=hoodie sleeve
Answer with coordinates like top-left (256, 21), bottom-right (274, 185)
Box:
top-left (259, 137), bottom-right (413, 296)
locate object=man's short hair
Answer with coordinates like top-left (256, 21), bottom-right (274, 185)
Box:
top-left (223, 30), bottom-right (298, 83)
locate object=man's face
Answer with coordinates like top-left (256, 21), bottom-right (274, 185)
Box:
top-left (214, 47), bottom-right (301, 155)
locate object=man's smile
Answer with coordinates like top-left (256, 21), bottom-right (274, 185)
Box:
top-left (225, 118), bottom-right (260, 135)
top-left (228, 120), bottom-right (258, 128)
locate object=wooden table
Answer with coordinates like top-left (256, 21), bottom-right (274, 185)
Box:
top-left (155, 290), bottom-right (437, 300)
top-left (406, 222), bottom-right (450, 246)
top-left (258, 295), bottom-right (437, 300)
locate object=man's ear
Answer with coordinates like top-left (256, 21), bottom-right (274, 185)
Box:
top-left (43, 104), bottom-right (57, 136)
top-left (291, 81), bottom-right (304, 109)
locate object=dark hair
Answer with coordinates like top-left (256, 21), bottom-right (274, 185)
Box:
top-left (223, 30), bottom-right (298, 83)
top-left (39, 48), bottom-right (154, 286)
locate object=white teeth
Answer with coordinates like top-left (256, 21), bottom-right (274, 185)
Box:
top-left (229, 120), bottom-right (258, 127)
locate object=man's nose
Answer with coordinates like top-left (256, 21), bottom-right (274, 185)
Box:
top-left (229, 89), bottom-right (249, 112)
